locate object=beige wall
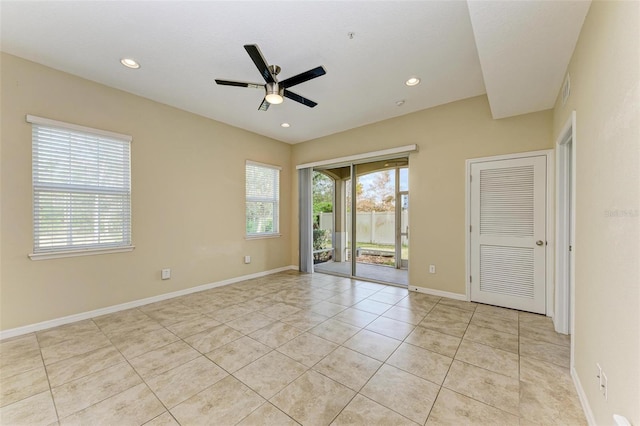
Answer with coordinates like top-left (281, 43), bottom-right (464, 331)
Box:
top-left (552, 1), bottom-right (640, 423)
top-left (291, 95), bottom-right (553, 295)
top-left (0, 53), bottom-right (292, 331)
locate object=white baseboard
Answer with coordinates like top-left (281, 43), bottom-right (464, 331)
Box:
top-left (409, 285), bottom-right (467, 301)
top-left (0, 265), bottom-right (298, 341)
top-left (572, 366), bottom-right (596, 425)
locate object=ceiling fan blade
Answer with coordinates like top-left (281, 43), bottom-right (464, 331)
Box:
top-left (280, 66), bottom-right (326, 89)
top-left (258, 98), bottom-right (270, 111)
top-left (215, 79), bottom-right (263, 89)
top-left (244, 44), bottom-right (276, 84)
top-left (283, 90), bottom-right (318, 108)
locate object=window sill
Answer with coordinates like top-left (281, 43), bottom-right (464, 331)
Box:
top-left (29, 246), bottom-right (135, 261)
top-left (245, 234), bottom-right (281, 240)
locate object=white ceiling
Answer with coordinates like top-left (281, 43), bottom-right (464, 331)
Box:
top-left (0, 1), bottom-right (590, 144)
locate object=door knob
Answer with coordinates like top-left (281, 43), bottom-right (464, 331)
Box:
top-left (536, 240), bottom-right (544, 246)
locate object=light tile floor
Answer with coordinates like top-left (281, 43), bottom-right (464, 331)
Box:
top-left (0, 271), bottom-right (587, 425)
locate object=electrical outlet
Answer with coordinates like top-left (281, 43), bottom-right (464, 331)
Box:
top-left (244, 255), bottom-right (251, 264)
top-left (161, 268), bottom-right (171, 280)
top-left (429, 265), bottom-right (436, 274)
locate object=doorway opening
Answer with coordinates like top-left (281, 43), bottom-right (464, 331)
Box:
top-left (312, 157), bottom-right (409, 286)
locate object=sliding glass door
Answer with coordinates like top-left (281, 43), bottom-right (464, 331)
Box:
top-left (313, 158), bottom-right (408, 286)
top-left (312, 165), bottom-right (351, 277)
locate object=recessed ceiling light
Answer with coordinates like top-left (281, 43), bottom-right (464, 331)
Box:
top-left (405, 77), bottom-right (420, 86)
top-left (120, 58), bottom-right (140, 69)
top-left (281, 123), bottom-right (290, 128)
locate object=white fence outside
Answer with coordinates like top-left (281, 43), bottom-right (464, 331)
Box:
top-left (318, 211), bottom-right (407, 245)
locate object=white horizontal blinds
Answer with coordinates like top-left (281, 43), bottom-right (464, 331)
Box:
top-left (480, 165), bottom-right (534, 237)
top-left (480, 246), bottom-right (535, 298)
top-left (31, 120), bottom-right (131, 253)
top-left (246, 161), bottom-right (280, 236)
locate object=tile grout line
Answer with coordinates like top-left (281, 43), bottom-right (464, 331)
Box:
top-left (423, 301), bottom-right (476, 424)
top-left (230, 279), bottom-right (384, 425)
top-left (330, 298), bottom-right (437, 425)
top-left (96, 314), bottom-right (178, 423)
top-left (242, 282), bottom-right (394, 424)
top-left (41, 314), bottom-right (154, 423)
top-left (438, 309), bottom-right (523, 420)
top-left (36, 331), bottom-right (62, 424)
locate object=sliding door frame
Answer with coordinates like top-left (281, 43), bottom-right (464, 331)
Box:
top-left (296, 144), bottom-right (418, 284)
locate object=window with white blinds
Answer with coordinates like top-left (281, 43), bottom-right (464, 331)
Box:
top-left (28, 115), bottom-right (132, 258)
top-left (246, 161), bottom-right (280, 237)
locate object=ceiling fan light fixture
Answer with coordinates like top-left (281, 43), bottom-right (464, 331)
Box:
top-left (405, 77), bottom-right (420, 86)
top-left (265, 93), bottom-right (283, 104)
top-left (265, 82), bottom-right (284, 104)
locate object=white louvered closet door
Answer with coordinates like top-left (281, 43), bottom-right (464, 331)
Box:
top-left (470, 156), bottom-right (547, 314)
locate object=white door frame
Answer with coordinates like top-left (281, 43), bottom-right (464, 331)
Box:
top-left (465, 150), bottom-right (555, 315)
top-left (555, 111), bottom-right (577, 335)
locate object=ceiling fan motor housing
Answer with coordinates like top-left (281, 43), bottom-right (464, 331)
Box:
top-left (269, 65), bottom-right (281, 76)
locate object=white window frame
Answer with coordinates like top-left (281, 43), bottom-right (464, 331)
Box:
top-left (27, 115), bottom-right (134, 260)
top-left (245, 160), bottom-right (281, 239)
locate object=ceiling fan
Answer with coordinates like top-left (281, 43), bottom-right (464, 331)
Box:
top-left (215, 44), bottom-right (326, 111)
